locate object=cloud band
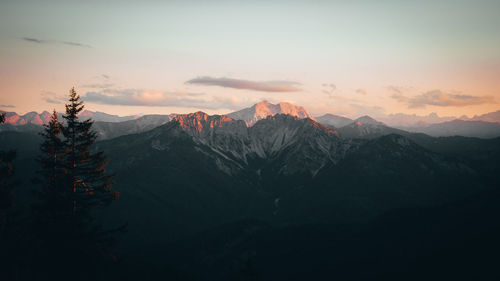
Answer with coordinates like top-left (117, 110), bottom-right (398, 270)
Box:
top-left (186, 77), bottom-right (301, 92)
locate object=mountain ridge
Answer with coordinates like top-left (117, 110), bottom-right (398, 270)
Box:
top-left (0, 109), bottom-right (138, 125)
top-left (315, 114), bottom-right (353, 128)
top-left (3, 101), bottom-right (500, 139)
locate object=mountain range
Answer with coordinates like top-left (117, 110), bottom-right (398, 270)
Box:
top-left (2, 100), bottom-right (500, 280)
top-left (4, 103), bottom-right (498, 238)
top-left (81, 108), bottom-right (499, 244)
top-left (379, 110), bottom-right (500, 126)
top-left (4, 103), bottom-right (500, 127)
top-left (0, 109), bottom-right (138, 125)
top-left (3, 101), bottom-right (500, 139)
top-left (396, 119), bottom-right (500, 138)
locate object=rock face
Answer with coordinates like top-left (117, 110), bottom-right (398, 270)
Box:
top-left (173, 112), bottom-right (244, 137)
top-left (227, 101), bottom-right (315, 126)
top-left (247, 115), bottom-right (344, 176)
top-left (107, 111), bottom-right (343, 176)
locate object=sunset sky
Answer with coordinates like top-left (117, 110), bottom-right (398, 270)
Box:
top-left (1, 0), bottom-right (499, 118)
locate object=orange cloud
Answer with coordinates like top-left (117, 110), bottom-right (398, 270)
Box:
top-left (186, 77), bottom-right (301, 92)
top-left (82, 88), bottom-right (256, 110)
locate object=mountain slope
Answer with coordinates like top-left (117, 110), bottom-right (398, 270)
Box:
top-left (79, 110), bottom-right (137, 122)
top-left (92, 114), bottom-right (171, 140)
top-left (0, 123), bottom-right (43, 133)
top-left (338, 116), bottom-right (407, 139)
top-left (316, 114), bottom-right (353, 128)
top-left (247, 115), bottom-right (343, 177)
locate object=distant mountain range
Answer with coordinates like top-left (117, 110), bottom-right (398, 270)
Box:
top-left (468, 110), bottom-right (500, 123)
top-left (397, 119), bottom-right (500, 138)
top-left (0, 110), bottom-right (52, 125)
top-left (380, 110), bottom-right (500, 126)
top-left (2, 102), bottom-right (500, 139)
top-left (0, 109), bottom-right (138, 125)
top-left (92, 114), bottom-right (172, 140)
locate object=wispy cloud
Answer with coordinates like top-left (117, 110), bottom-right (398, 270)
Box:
top-left (21, 37), bottom-right (92, 48)
top-left (41, 91), bottom-right (66, 104)
top-left (60, 41), bottom-right (92, 48)
top-left (186, 77), bottom-right (301, 92)
top-left (81, 83), bottom-right (114, 89)
top-left (321, 83), bottom-right (337, 98)
top-left (0, 104), bottom-right (15, 108)
top-left (82, 88), bottom-right (252, 110)
top-left (390, 92), bottom-right (408, 103)
top-left (391, 89), bottom-right (496, 108)
top-left (22, 37), bottom-right (45, 43)
top-left (387, 85), bottom-right (407, 95)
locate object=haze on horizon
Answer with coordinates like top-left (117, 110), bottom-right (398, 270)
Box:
top-left (1, 0), bottom-right (499, 119)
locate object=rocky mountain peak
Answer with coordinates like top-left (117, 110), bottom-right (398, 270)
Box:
top-left (228, 101), bottom-right (314, 126)
top-left (354, 116), bottom-right (383, 126)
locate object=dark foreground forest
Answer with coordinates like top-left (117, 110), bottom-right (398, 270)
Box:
top-left (1, 90), bottom-right (500, 281)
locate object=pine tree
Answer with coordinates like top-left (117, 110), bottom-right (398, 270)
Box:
top-left (38, 110), bottom-right (65, 194)
top-left (33, 109), bottom-right (69, 231)
top-left (62, 87), bottom-right (114, 213)
top-left (30, 89), bottom-right (120, 280)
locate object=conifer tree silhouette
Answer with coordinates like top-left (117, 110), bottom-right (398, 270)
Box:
top-left (32, 89), bottom-right (120, 280)
top-left (62, 88), bottom-right (114, 213)
top-left (37, 110), bottom-right (65, 199)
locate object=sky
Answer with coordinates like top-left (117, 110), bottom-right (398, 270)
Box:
top-left (0, 0), bottom-right (499, 118)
